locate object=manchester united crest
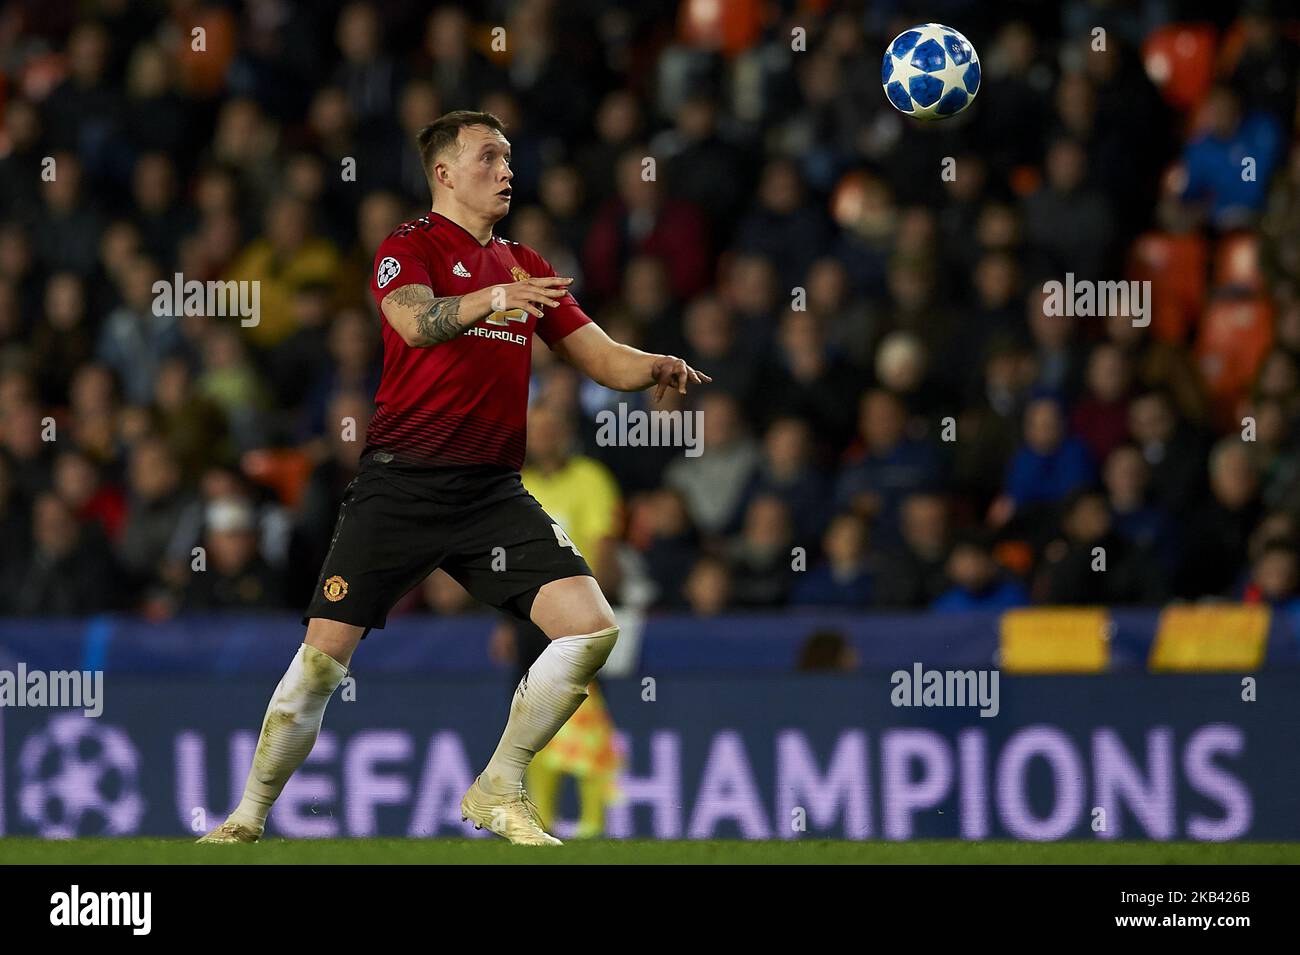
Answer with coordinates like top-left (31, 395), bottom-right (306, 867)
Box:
top-left (485, 265), bottom-right (534, 327)
top-left (323, 575), bottom-right (349, 601)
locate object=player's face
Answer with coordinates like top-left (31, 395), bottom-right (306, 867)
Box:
top-left (449, 125), bottom-right (514, 222)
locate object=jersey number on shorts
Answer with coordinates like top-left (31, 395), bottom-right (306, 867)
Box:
top-left (551, 523), bottom-right (581, 556)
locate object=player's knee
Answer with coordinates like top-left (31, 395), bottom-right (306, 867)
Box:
top-left (589, 621), bottom-right (618, 647)
top-left (298, 644), bottom-right (347, 691)
top-left (578, 623), bottom-right (618, 673)
top-left (532, 576), bottom-right (617, 638)
top-left (581, 584), bottom-right (618, 635)
top-left (303, 619), bottom-right (363, 669)
top-left (543, 608), bottom-right (617, 640)
top-left (549, 622), bottom-right (618, 686)
top-left (584, 606), bottom-right (619, 636)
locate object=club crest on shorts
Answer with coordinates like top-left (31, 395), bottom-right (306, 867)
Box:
top-left (323, 575), bottom-right (349, 601)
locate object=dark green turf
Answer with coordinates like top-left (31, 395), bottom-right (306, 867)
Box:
top-left (1, 838), bottom-right (1296, 864)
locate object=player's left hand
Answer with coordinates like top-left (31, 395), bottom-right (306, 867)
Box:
top-left (650, 355), bottom-right (712, 402)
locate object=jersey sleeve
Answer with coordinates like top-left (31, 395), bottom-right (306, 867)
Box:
top-left (369, 231), bottom-right (435, 312)
top-left (518, 246), bottom-right (593, 347)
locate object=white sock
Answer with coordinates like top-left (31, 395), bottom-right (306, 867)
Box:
top-left (479, 626), bottom-right (618, 796)
top-left (226, 643), bottom-right (348, 831)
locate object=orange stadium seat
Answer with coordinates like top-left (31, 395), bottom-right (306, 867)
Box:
top-left (677, 0), bottom-right (765, 57)
top-left (1194, 296), bottom-right (1274, 422)
top-left (1127, 231), bottom-right (1208, 343)
top-left (1009, 164), bottom-right (1042, 198)
top-left (1213, 231), bottom-right (1265, 294)
top-left (241, 448), bottom-right (313, 509)
top-left (1142, 24), bottom-right (1217, 113)
top-left (993, 539), bottom-right (1034, 578)
top-left (1149, 604), bottom-right (1270, 671)
top-left (174, 7), bottom-right (238, 96)
top-left (999, 608), bottom-right (1111, 674)
top-left (1215, 19), bottom-right (1248, 77)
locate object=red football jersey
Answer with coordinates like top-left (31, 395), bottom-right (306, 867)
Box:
top-left (365, 212), bottom-right (591, 470)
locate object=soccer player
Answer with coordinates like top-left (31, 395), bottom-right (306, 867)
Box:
top-left (199, 111), bottom-right (709, 846)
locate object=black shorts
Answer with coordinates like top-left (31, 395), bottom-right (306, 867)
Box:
top-left (302, 453), bottom-right (593, 633)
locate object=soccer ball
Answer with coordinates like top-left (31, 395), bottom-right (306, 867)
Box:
top-left (882, 23), bottom-right (980, 120)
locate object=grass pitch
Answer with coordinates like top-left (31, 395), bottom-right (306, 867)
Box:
top-left (1, 838), bottom-right (1296, 865)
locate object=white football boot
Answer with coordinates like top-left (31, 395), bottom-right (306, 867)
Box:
top-left (196, 820), bottom-right (262, 844)
top-left (460, 778), bottom-right (563, 846)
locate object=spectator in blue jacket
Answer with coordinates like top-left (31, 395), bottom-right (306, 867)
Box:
top-left (741, 417), bottom-right (833, 544)
top-left (932, 535), bottom-right (1029, 612)
top-left (1242, 538), bottom-right (1298, 611)
top-left (995, 395), bottom-right (1096, 523)
top-left (1181, 85), bottom-right (1283, 229)
top-left (96, 254), bottom-right (185, 405)
top-left (791, 512), bottom-right (874, 607)
top-left (835, 389), bottom-right (945, 546)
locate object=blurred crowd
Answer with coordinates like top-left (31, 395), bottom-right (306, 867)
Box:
top-left (0, 0), bottom-right (1298, 620)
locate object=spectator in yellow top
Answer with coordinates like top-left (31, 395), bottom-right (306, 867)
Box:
top-left (224, 196), bottom-right (341, 349)
top-left (504, 401), bottom-right (624, 837)
top-left (521, 402), bottom-right (622, 578)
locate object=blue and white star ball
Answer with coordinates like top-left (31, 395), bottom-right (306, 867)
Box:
top-left (882, 23), bottom-right (981, 120)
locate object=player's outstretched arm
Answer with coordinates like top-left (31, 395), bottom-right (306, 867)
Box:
top-left (382, 284), bottom-right (474, 346)
top-left (552, 323), bottom-right (711, 400)
top-left (381, 277), bottom-right (571, 348)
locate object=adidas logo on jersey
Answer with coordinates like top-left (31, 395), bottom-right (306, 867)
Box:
top-left (452, 261), bottom-right (471, 278)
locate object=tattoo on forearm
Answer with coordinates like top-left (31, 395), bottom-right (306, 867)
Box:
top-left (385, 285), bottom-right (465, 346)
top-left (413, 295), bottom-right (463, 345)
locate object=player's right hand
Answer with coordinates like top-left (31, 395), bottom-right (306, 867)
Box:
top-left (485, 276), bottom-right (573, 319)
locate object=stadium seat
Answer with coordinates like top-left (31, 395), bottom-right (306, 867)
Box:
top-left (999, 608), bottom-right (1111, 674)
top-left (1194, 296), bottom-right (1274, 423)
top-left (1214, 19), bottom-right (1248, 77)
top-left (1149, 604), bottom-right (1270, 671)
top-left (1009, 164), bottom-right (1041, 198)
top-left (677, 0), bottom-right (764, 56)
top-left (1213, 231), bottom-right (1264, 294)
top-left (175, 7), bottom-right (239, 96)
top-left (241, 448), bottom-right (313, 508)
top-left (993, 539), bottom-right (1035, 577)
top-left (1127, 231), bottom-right (1208, 343)
top-left (1142, 24), bottom-right (1217, 113)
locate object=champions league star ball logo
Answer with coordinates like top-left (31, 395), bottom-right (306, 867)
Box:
top-left (376, 255), bottom-right (401, 289)
top-left (882, 23), bottom-right (981, 120)
top-left (18, 713), bottom-right (145, 837)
